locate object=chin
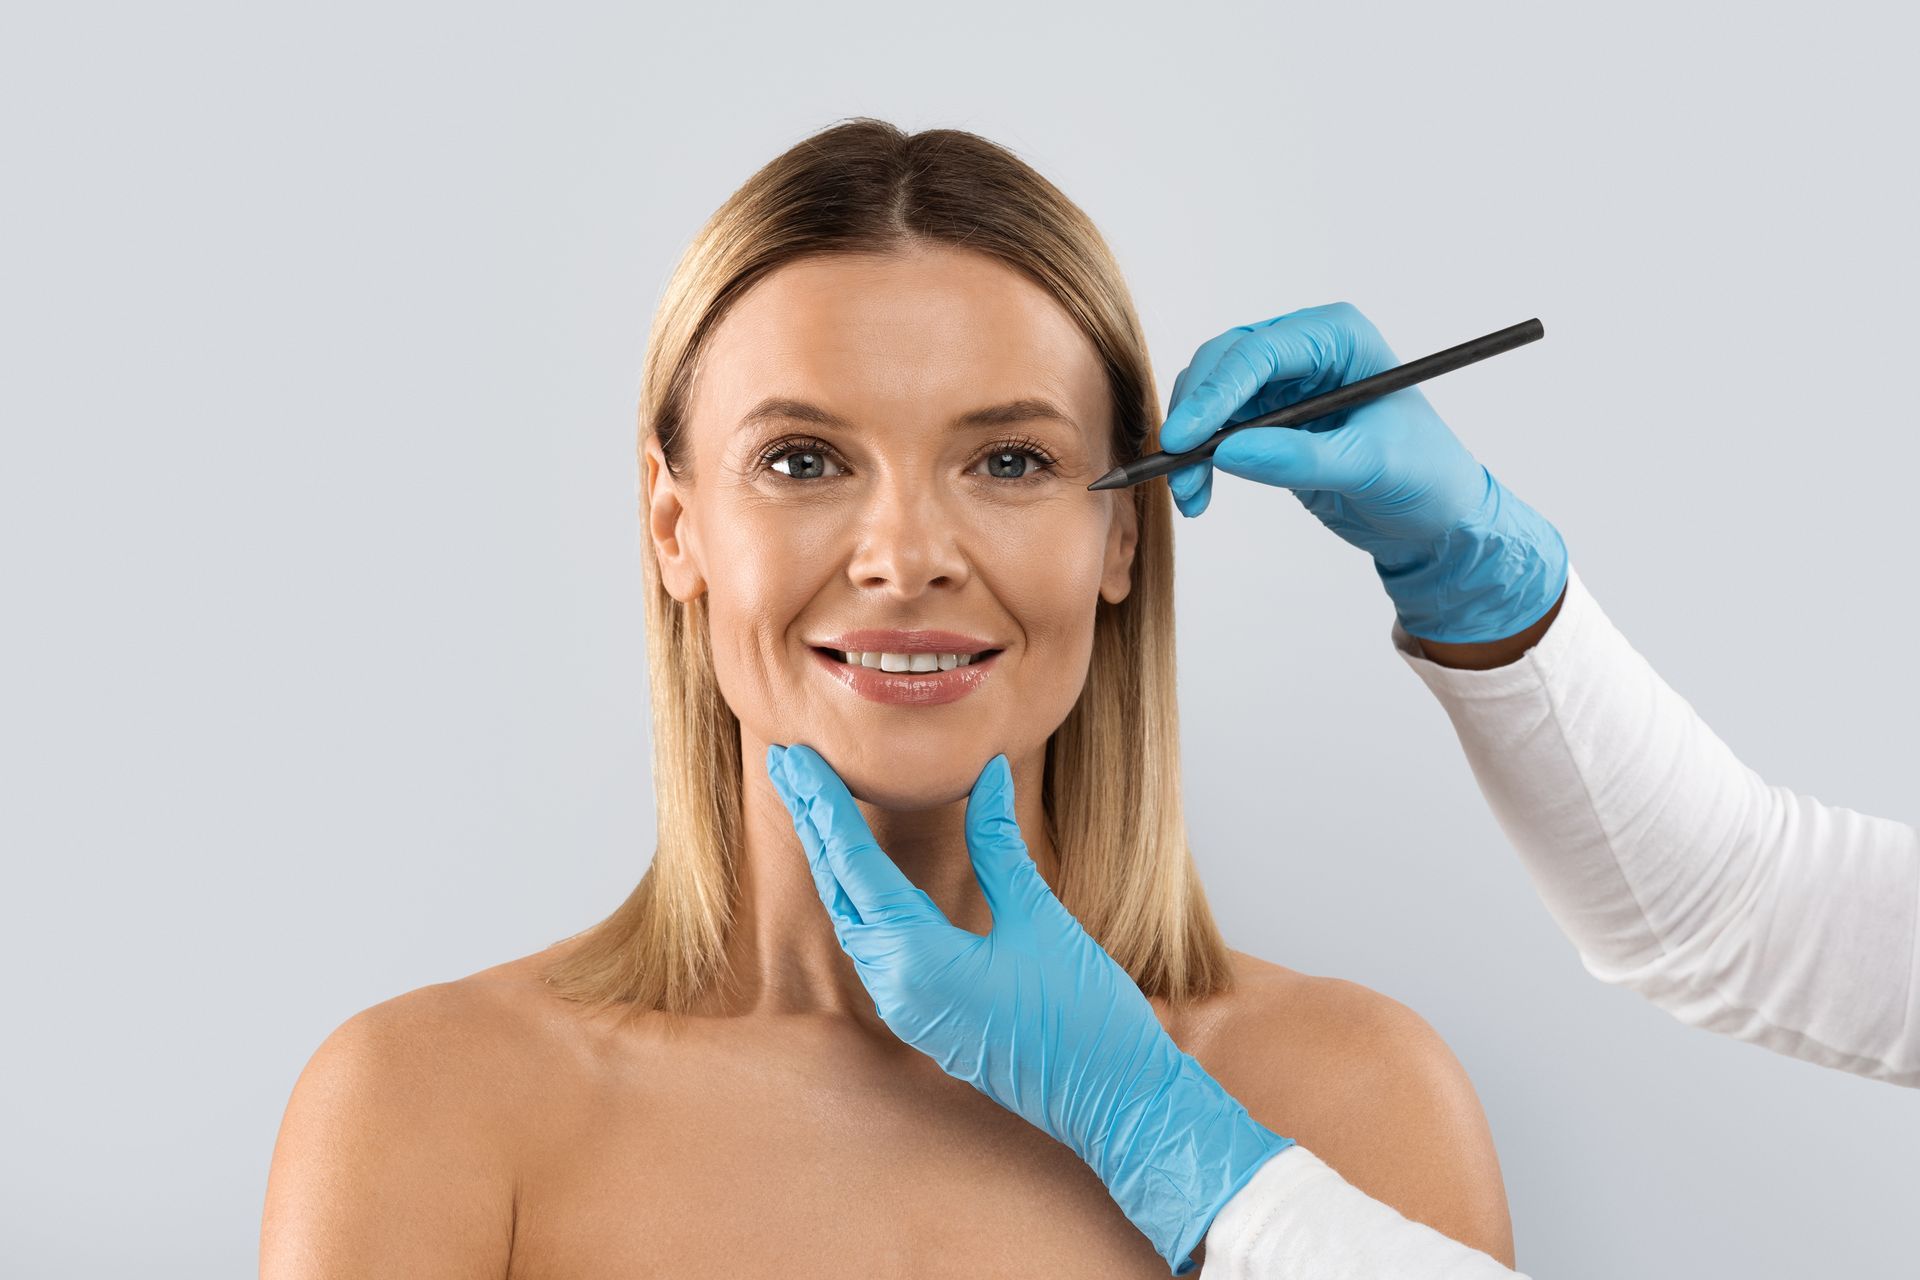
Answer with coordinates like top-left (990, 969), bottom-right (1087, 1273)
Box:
top-left (843, 777), bottom-right (979, 813)
top-left (816, 749), bottom-right (990, 811)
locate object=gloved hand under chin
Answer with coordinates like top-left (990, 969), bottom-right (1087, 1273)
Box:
top-left (1157, 301), bottom-right (1568, 646)
top-left (766, 742), bottom-right (1292, 1276)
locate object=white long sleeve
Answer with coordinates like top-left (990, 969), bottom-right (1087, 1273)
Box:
top-left (1388, 562), bottom-right (1920, 1085)
top-left (1199, 1145), bottom-right (1526, 1277)
top-left (1198, 563), bottom-right (1917, 1277)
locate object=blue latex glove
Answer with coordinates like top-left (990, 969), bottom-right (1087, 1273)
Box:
top-left (766, 743), bottom-right (1293, 1275)
top-left (1157, 301), bottom-right (1569, 645)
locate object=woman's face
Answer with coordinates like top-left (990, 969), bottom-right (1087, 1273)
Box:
top-left (645, 245), bottom-right (1137, 810)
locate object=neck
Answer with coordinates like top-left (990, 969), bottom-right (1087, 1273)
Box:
top-left (697, 729), bottom-right (1061, 1026)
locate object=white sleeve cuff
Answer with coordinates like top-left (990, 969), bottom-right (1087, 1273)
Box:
top-left (1203, 1145), bottom-right (1526, 1278)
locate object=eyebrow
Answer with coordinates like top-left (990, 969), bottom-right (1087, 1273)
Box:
top-left (736, 396), bottom-right (1079, 434)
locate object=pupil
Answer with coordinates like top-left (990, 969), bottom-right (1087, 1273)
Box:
top-left (989, 451), bottom-right (1024, 478)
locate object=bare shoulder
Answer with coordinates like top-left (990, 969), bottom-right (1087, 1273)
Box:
top-left (260, 949), bottom-right (574, 1278)
top-left (1189, 950), bottom-right (1515, 1268)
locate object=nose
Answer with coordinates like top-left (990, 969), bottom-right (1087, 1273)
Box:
top-left (841, 479), bottom-right (971, 595)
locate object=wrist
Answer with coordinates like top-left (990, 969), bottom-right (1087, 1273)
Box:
top-left (1417, 579), bottom-right (1566, 668)
top-left (1089, 1045), bottom-right (1295, 1275)
top-left (1379, 468), bottom-right (1568, 644)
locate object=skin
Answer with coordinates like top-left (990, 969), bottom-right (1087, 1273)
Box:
top-left (1415, 588), bottom-right (1566, 670)
top-left (261, 246), bottom-right (1517, 1277)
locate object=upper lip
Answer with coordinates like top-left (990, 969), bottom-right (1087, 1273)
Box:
top-left (812, 629), bottom-right (1002, 655)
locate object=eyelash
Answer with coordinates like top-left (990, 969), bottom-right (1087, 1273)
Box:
top-left (755, 433), bottom-right (1060, 486)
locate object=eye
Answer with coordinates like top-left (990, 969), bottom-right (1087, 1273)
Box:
top-left (970, 437), bottom-right (1059, 483)
top-left (762, 439), bottom-right (843, 481)
top-left (756, 434), bottom-right (1060, 485)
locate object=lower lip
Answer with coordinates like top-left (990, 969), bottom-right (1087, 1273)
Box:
top-left (810, 648), bottom-right (1004, 706)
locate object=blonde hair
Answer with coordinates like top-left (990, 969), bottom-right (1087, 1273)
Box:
top-left (543, 117), bottom-right (1237, 1017)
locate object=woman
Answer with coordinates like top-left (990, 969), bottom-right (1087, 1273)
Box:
top-left (261, 118), bottom-right (1515, 1277)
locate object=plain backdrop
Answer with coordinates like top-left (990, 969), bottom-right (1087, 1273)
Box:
top-left (4, 1), bottom-right (1916, 1275)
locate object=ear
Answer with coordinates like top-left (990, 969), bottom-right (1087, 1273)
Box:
top-left (642, 434), bottom-right (707, 603)
top-left (1098, 488), bottom-right (1139, 606)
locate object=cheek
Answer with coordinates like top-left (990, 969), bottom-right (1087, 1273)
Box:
top-left (697, 507), bottom-right (832, 710)
top-left (1003, 499), bottom-right (1112, 584)
top-left (985, 505), bottom-right (1110, 662)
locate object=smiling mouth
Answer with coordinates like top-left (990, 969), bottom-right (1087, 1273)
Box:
top-left (812, 646), bottom-right (1005, 673)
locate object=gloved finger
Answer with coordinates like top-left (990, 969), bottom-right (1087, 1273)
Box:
top-left (777, 744), bottom-right (949, 929)
top-left (1159, 327), bottom-right (1259, 458)
top-left (1171, 470), bottom-right (1213, 518)
top-left (1171, 392), bottom-right (1314, 515)
top-left (1168, 461), bottom-right (1213, 517)
top-left (766, 745), bottom-right (859, 932)
top-left (1164, 333), bottom-right (1284, 517)
top-left (1165, 328), bottom-right (1242, 421)
top-left (1209, 421), bottom-right (1379, 494)
top-left (1158, 320), bottom-right (1333, 455)
top-left (962, 754), bottom-right (1039, 936)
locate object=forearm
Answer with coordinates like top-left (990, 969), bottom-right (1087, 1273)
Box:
top-left (1393, 563), bottom-right (1920, 1083)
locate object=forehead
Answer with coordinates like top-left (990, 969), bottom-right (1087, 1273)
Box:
top-left (693, 247), bottom-right (1110, 434)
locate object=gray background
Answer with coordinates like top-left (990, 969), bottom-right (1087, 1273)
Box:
top-left (4, 1), bottom-right (1915, 1275)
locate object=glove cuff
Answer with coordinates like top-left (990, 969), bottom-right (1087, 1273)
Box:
top-left (1377, 466), bottom-right (1569, 644)
top-left (1089, 1046), bottom-right (1297, 1275)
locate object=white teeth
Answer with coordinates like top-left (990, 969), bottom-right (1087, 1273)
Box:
top-left (836, 650), bottom-right (982, 671)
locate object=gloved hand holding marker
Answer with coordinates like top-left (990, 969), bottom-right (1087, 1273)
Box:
top-left (1098, 303), bottom-right (1567, 646)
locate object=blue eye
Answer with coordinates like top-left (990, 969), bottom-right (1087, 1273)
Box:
top-left (967, 435), bottom-right (1059, 485)
top-left (764, 443), bottom-right (841, 481)
top-left (975, 446), bottom-right (1050, 481)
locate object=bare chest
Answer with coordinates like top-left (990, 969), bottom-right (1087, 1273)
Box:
top-left (502, 1022), bottom-right (1184, 1279)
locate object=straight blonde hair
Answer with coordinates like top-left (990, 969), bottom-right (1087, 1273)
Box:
top-left (543, 118), bottom-right (1237, 1017)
